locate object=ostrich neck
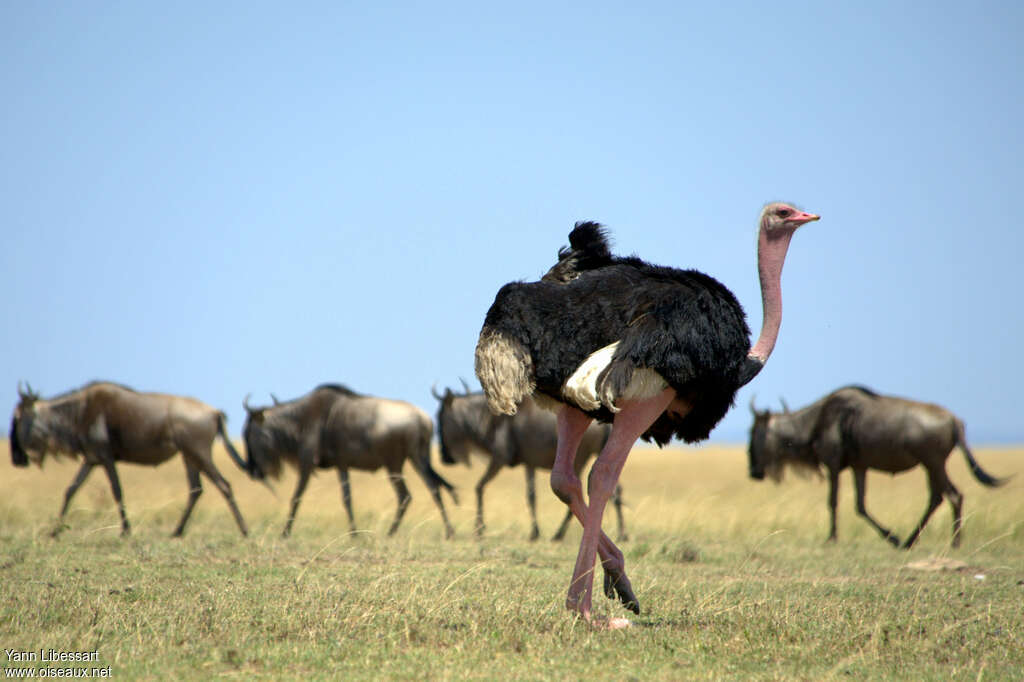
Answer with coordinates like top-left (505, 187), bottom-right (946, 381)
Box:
top-left (748, 226), bottom-right (794, 364)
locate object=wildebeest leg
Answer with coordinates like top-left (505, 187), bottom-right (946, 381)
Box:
top-left (852, 467), bottom-right (900, 547)
top-left (98, 459), bottom-right (131, 536)
top-left (419, 471), bottom-right (455, 540)
top-left (172, 462), bottom-right (203, 538)
top-left (283, 465), bottom-right (312, 538)
top-left (337, 467), bottom-right (357, 533)
top-left (552, 507), bottom-right (574, 542)
top-left (902, 471), bottom-right (947, 549)
top-left (826, 468), bottom-right (839, 543)
top-left (385, 469), bottom-right (412, 536)
top-left (52, 461), bottom-right (95, 537)
top-left (611, 484), bottom-right (628, 542)
top-left (945, 481), bottom-right (964, 549)
top-left (190, 453), bottom-right (249, 537)
top-left (473, 457), bottom-right (504, 539)
top-left (524, 465), bottom-right (544, 541)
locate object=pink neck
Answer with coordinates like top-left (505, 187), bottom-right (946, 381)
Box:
top-left (748, 221), bottom-right (794, 364)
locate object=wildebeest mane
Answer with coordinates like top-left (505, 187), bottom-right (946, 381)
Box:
top-left (49, 380), bottom-right (138, 400)
top-left (841, 384), bottom-right (880, 399)
top-left (316, 383), bottom-right (360, 397)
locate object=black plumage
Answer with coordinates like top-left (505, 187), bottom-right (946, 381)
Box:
top-left (480, 222), bottom-right (751, 445)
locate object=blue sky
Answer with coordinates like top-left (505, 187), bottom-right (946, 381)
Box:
top-left (3, 2), bottom-right (1022, 443)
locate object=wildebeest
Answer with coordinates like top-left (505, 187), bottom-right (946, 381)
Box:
top-left (8, 381), bottom-right (251, 537)
top-left (747, 385), bottom-right (1007, 548)
top-left (433, 386), bottom-right (627, 541)
top-left (242, 383), bottom-right (458, 538)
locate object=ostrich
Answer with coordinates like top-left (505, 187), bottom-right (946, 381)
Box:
top-left (475, 203), bottom-right (820, 628)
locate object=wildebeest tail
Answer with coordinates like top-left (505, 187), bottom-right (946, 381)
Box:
top-left (217, 412), bottom-right (252, 476)
top-left (955, 419), bottom-right (1008, 487)
top-left (412, 428), bottom-right (459, 505)
top-left (9, 418), bottom-right (28, 467)
top-left (475, 325), bottom-right (534, 416)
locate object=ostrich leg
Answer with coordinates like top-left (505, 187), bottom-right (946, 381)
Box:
top-left (551, 408), bottom-right (638, 615)
top-left (554, 389), bottom-right (675, 627)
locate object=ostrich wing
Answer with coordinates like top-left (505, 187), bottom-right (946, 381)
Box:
top-left (596, 271), bottom-right (751, 445)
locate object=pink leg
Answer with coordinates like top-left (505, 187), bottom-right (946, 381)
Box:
top-left (556, 389), bottom-right (676, 626)
top-left (551, 407), bottom-right (637, 614)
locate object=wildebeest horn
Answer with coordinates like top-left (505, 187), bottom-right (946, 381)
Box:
top-left (779, 397), bottom-right (790, 413)
top-left (271, 393), bottom-right (281, 406)
top-left (243, 393), bottom-right (255, 413)
top-left (459, 377), bottom-right (472, 395)
top-left (749, 394), bottom-right (758, 416)
top-left (431, 384), bottom-right (444, 401)
top-left (17, 381), bottom-right (38, 402)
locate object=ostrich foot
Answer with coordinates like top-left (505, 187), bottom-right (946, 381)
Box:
top-left (566, 579), bottom-right (638, 627)
top-left (573, 611), bottom-right (633, 630)
top-left (597, 616), bottom-right (633, 630)
top-left (582, 615), bottom-right (632, 630)
top-left (603, 569), bottom-right (640, 614)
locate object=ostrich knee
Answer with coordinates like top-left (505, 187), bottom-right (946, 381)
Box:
top-left (550, 469), bottom-right (581, 507)
top-left (587, 456), bottom-right (622, 504)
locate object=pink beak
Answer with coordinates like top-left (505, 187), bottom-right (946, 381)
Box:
top-left (789, 211), bottom-right (820, 226)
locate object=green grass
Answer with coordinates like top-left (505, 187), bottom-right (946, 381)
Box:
top-left (1, 442), bottom-right (1021, 680)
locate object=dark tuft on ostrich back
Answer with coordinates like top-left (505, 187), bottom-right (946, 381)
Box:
top-left (542, 222), bottom-right (615, 283)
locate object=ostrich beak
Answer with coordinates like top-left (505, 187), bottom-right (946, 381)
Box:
top-left (790, 211), bottom-right (820, 227)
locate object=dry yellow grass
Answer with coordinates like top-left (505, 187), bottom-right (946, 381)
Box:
top-left (2, 440), bottom-right (1021, 550)
top-left (1, 439), bottom-right (1021, 680)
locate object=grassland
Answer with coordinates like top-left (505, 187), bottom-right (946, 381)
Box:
top-left (1, 440), bottom-right (1021, 680)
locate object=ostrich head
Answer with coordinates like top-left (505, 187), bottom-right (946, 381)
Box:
top-left (760, 202), bottom-right (820, 235)
top-left (744, 202), bottom-right (820, 378)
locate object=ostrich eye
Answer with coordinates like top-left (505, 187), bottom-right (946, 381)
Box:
top-left (777, 208), bottom-right (791, 218)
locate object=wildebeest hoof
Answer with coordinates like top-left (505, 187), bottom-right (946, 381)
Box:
top-left (603, 572), bottom-right (640, 615)
top-left (887, 534), bottom-right (903, 548)
top-left (528, 528), bottom-right (540, 542)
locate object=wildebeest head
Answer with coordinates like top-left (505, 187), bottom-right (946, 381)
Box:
top-left (9, 382), bottom-right (42, 467)
top-left (747, 397), bottom-right (790, 482)
top-left (241, 395), bottom-right (281, 480)
top-left (747, 397), bottom-right (818, 483)
top-left (747, 398), bottom-right (771, 481)
top-left (433, 385), bottom-right (469, 466)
